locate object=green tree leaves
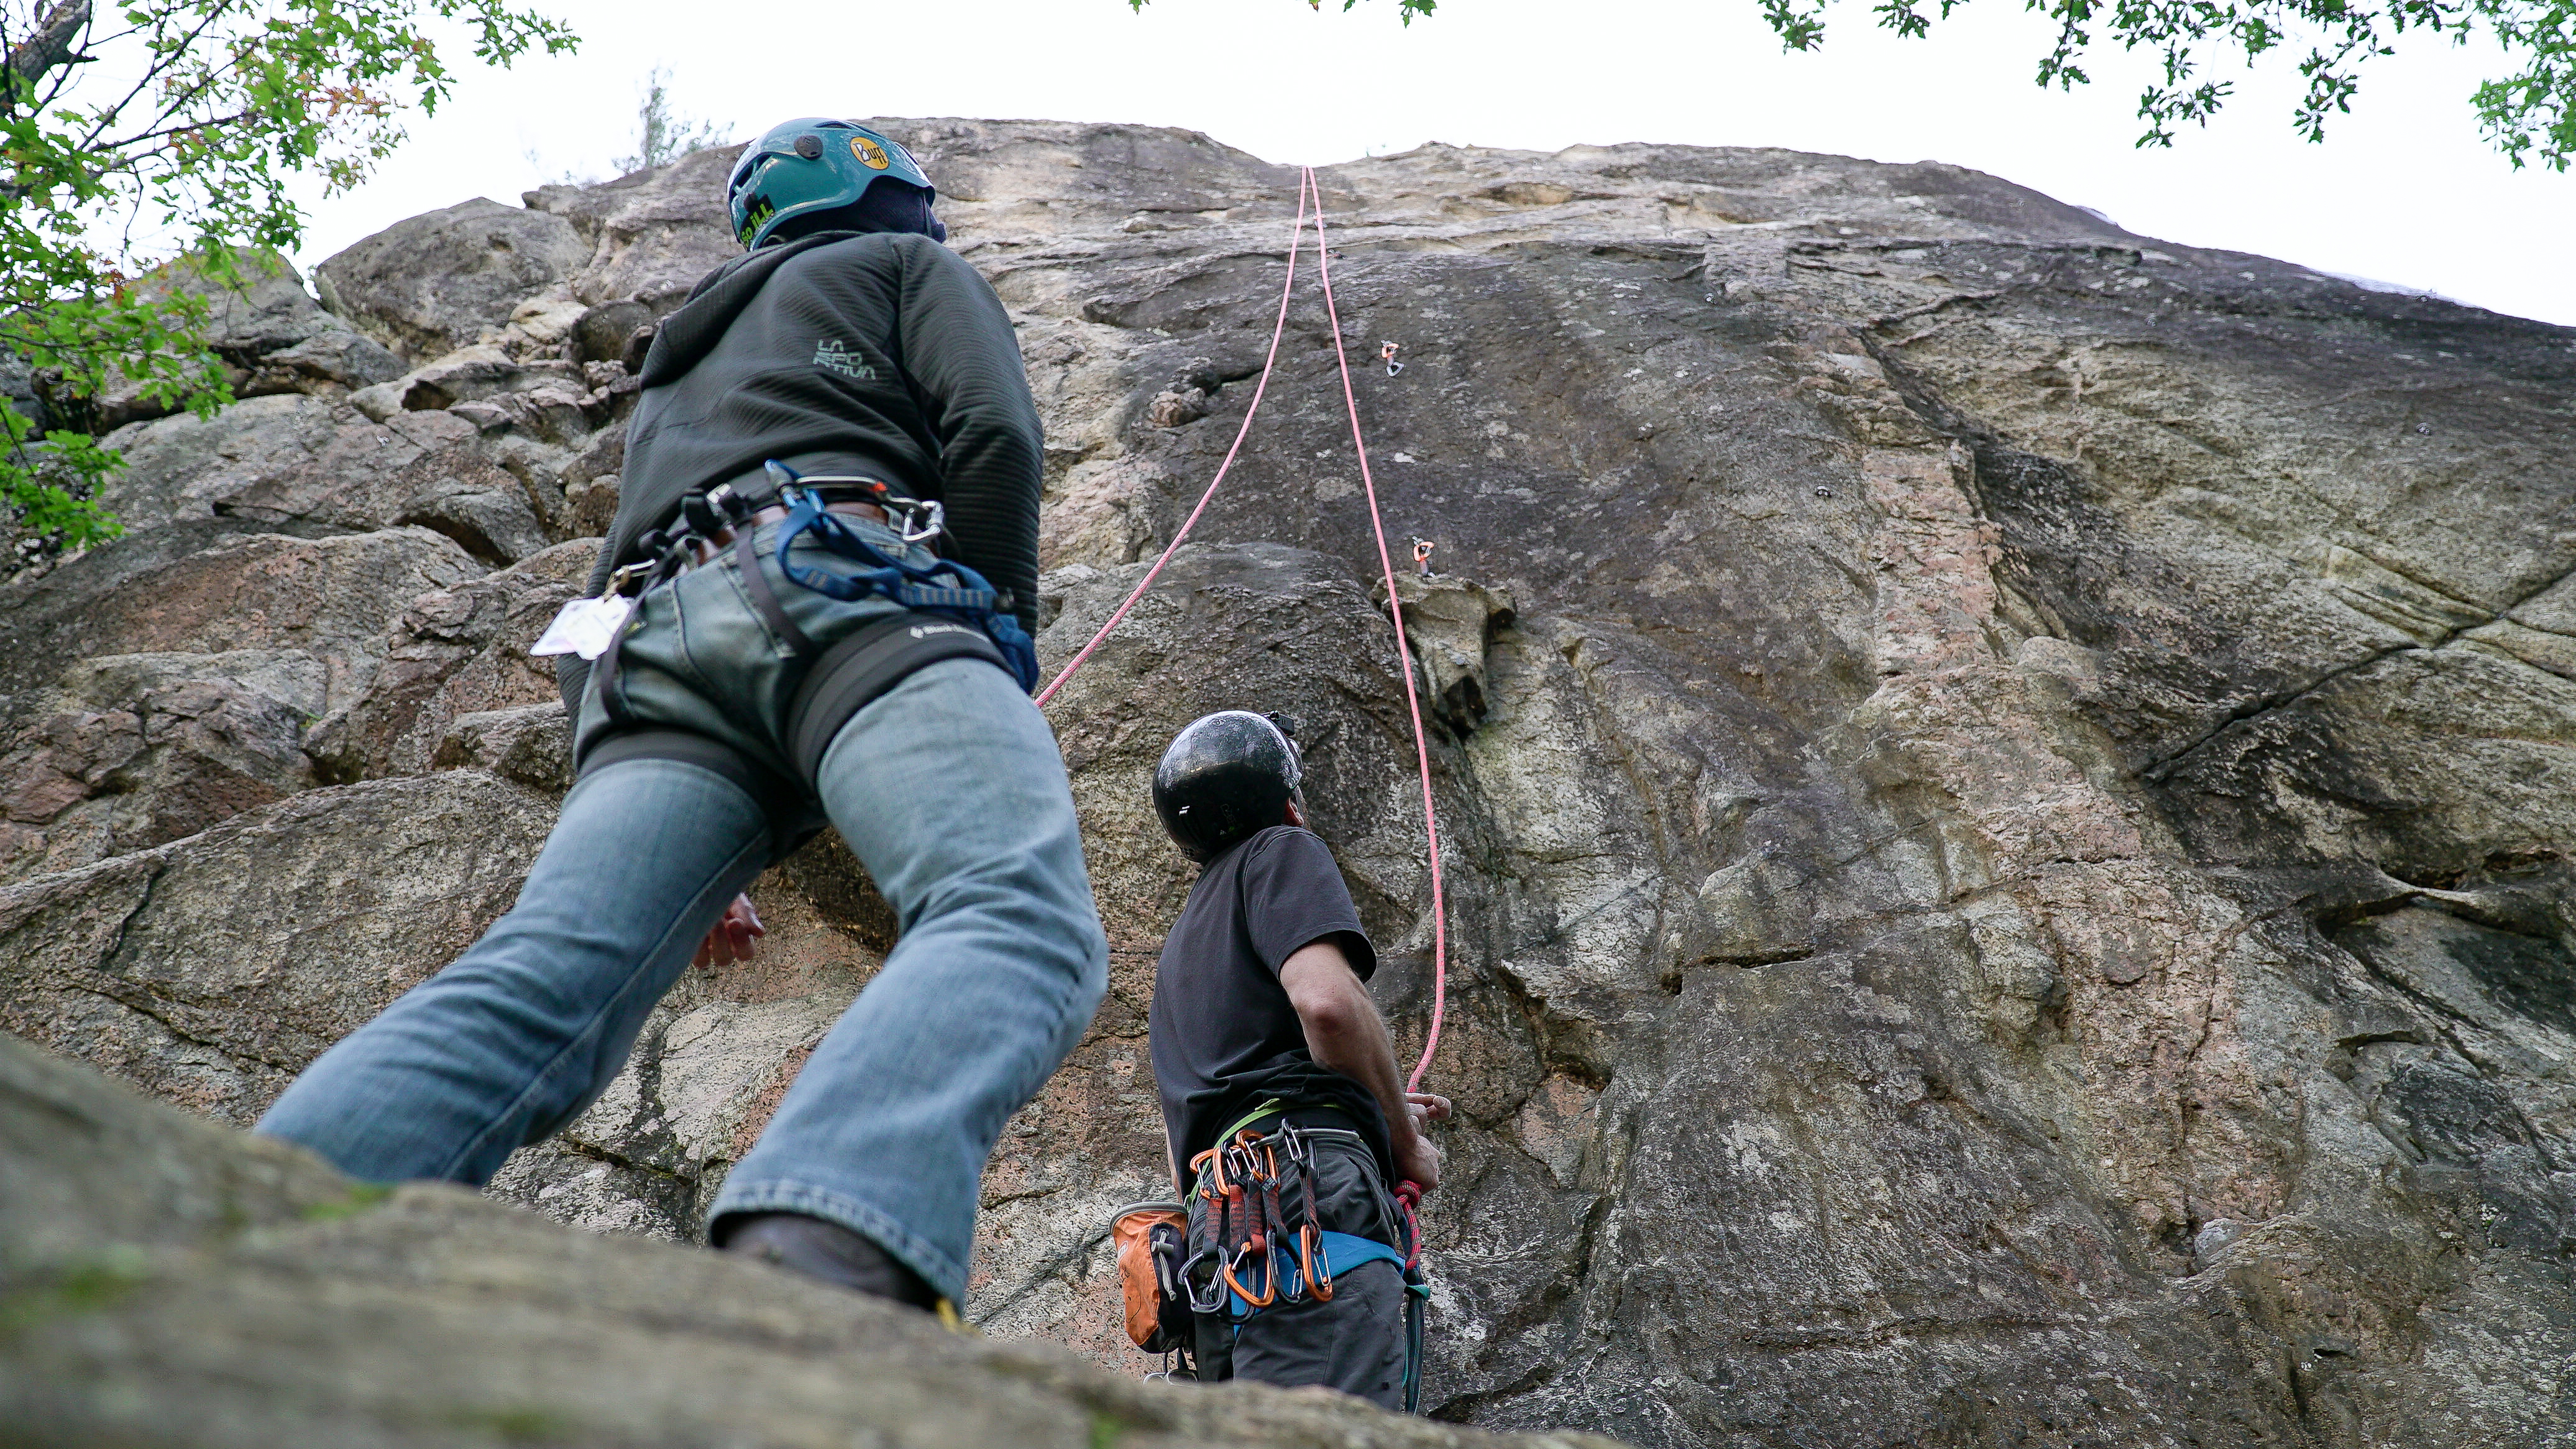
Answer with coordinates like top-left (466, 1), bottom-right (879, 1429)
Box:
top-left (2475, 0), bottom-right (2574, 165)
top-left (1126, 0), bottom-right (1441, 24)
top-left (1, 0), bottom-right (575, 560)
top-left (613, 64), bottom-right (729, 175)
top-left (1756, 0), bottom-right (2576, 168)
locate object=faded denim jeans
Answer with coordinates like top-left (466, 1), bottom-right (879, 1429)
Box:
top-left (257, 513), bottom-right (1109, 1305)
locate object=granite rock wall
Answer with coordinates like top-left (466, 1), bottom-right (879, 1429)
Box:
top-left (5, 119), bottom-right (2573, 1448)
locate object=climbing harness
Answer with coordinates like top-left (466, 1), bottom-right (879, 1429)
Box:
top-left (543, 459), bottom-right (1040, 852)
top-left (573, 462), bottom-right (1034, 742)
top-left (752, 459), bottom-right (1039, 692)
top-left (1112, 1103), bottom-right (1426, 1405)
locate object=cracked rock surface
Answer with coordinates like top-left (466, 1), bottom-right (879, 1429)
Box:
top-left (0, 1028), bottom-right (1620, 1449)
top-left (2, 119), bottom-right (2572, 1447)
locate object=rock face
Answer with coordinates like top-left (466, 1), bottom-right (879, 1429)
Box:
top-left (0, 771), bottom-right (559, 1121)
top-left (4, 120), bottom-right (2574, 1448)
top-left (318, 198), bottom-right (593, 363)
top-left (0, 1030), bottom-right (1618, 1449)
top-left (44, 249), bottom-right (404, 435)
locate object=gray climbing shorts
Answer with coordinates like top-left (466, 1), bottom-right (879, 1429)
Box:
top-left (1229, 1258), bottom-right (1408, 1409)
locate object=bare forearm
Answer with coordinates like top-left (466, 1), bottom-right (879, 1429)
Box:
top-left (1280, 941), bottom-right (1419, 1158)
top-left (1303, 998), bottom-right (1419, 1159)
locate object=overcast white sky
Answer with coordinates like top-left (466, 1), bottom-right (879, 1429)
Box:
top-left (291, 0), bottom-right (2575, 326)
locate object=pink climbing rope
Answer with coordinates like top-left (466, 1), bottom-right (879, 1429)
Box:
top-left (1032, 166), bottom-right (1452, 1097)
top-left (1306, 167), bottom-right (1449, 1095)
top-left (1030, 173), bottom-right (1313, 708)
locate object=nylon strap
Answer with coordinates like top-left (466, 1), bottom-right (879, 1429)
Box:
top-left (736, 527), bottom-right (817, 658)
top-left (1222, 1232), bottom-right (1407, 1320)
top-left (593, 592), bottom-right (637, 729)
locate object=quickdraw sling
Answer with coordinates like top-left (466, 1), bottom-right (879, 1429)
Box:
top-left (1111, 1108), bottom-right (1427, 1411)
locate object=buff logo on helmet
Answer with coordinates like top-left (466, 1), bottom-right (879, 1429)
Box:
top-left (851, 135), bottom-right (892, 170)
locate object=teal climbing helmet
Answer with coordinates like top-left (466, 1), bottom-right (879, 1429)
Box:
top-left (726, 118), bottom-right (934, 249)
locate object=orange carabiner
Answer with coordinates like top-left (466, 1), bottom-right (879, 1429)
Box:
top-left (1301, 1221), bottom-right (1336, 1302)
top-left (1222, 1243), bottom-right (1277, 1309)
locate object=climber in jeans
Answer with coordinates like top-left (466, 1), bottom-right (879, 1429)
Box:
top-left (1147, 710), bottom-right (1449, 1408)
top-left (257, 119), bottom-right (1108, 1318)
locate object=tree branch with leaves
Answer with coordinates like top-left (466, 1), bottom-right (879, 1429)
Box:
top-left (0, 0), bottom-right (574, 557)
top-left (1759, 0), bottom-right (2574, 167)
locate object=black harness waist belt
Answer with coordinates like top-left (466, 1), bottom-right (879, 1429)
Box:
top-left (783, 612), bottom-right (1010, 784)
top-left (575, 726), bottom-right (821, 852)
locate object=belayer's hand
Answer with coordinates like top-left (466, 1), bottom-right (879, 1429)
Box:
top-left (1395, 1124), bottom-right (1443, 1197)
top-left (694, 894), bottom-right (765, 968)
top-left (1404, 1091), bottom-right (1452, 1133)
top-left (1397, 1091), bottom-right (1448, 1195)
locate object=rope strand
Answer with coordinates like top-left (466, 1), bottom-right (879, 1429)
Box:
top-left (1306, 166), bottom-right (1449, 1096)
top-left (1031, 173), bottom-right (1313, 707)
top-left (1030, 166), bottom-right (1452, 1096)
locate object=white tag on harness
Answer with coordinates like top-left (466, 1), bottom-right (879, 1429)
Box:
top-left (528, 596), bottom-right (634, 660)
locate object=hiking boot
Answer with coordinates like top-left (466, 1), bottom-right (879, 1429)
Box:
top-left (717, 1212), bottom-right (940, 1311)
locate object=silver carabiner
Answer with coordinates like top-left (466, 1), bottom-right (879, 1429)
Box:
top-left (894, 497), bottom-right (946, 545)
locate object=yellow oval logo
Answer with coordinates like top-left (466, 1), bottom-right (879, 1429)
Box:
top-left (851, 136), bottom-right (892, 171)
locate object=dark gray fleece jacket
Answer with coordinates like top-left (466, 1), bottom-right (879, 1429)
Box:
top-left (559, 229), bottom-right (1043, 709)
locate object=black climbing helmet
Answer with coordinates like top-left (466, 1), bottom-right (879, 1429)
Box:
top-left (1152, 711), bottom-right (1303, 863)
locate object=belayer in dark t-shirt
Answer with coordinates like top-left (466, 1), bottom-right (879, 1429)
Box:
top-left (1145, 710), bottom-right (1450, 1409)
top-left (255, 119), bottom-right (1109, 1320)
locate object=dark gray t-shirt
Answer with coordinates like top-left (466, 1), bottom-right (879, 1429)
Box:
top-left (1149, 825), bottom-right (1379, 1185)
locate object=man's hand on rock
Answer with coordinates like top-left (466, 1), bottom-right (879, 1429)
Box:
top-left (694, 894), bottom-right (764, 968)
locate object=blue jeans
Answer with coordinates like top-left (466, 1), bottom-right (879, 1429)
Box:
top-left (258, 518), bottom-right (1107, 1305)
